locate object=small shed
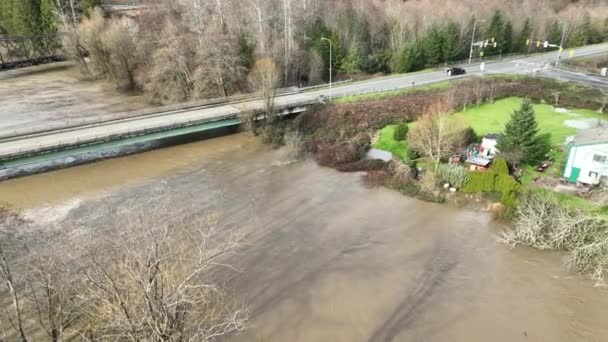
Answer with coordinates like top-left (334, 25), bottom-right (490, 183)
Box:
top-left (466, 156), bottom-right (492, 171)
top-left (564, 128), bottom-right (608, 184)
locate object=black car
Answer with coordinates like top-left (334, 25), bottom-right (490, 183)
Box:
top-left (446, 67), bottom-right (466, 76)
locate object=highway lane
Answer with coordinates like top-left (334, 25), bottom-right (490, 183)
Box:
top-left (1, 43), bottom-right (606, 161)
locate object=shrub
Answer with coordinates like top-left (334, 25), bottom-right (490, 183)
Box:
top-left (499, 190), bottom-right (608, 282)
top-left (491, 158), bottom-right (510, 175)
top-left (388, 161), bottom-right (415, 186)
top-left (420, 171), bottom-right (438, 194)
top-left (393, 122), bottom-right (409, 141)
top-left (461, 171), bottom-right (496, 193)
top-left (495, 173), bottom-right (520, 195)
top-left (437, 164), bottom-right (469, 188)
top-left (283, 129), bottom-right (305, 160)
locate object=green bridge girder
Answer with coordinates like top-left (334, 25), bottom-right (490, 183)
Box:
top-left (0, 117), bottom-right (241, 170)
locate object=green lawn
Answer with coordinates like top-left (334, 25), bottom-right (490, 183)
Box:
top-left (452, 97), bottom-right (606, 145)
top-left (373, 125), bottom-right (410, 160)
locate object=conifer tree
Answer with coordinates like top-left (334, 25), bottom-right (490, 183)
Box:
top-left (423, 24), bottom-right (443, 66)
top-left (547, 21), bottom-right (562, 46)
top-left (517, 18), bottom-right (533, 53)
top-left (398, 41), bottom-right (424, 72)
top-left (442, 21), bottom-right (460, 63)
top-left (502, 20), bottom-right (513, 53)
top-left (497, 99), bottom-right (550, 164)
top-left (486, 10), bottom-right (505, 55)
top-left (39, 0), bottom-right (56, 34)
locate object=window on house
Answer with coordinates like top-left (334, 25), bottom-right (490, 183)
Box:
top-left (589, 171), bottom-right (599, 179)
top-left (593, 154), bottom-right (607, 163)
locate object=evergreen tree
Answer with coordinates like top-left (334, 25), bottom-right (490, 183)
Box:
top-left (569, 13), bottom-right (601, 47)
top-left (442, 21), bottom-right (460, 63)
top-left (547, 21), bottom-right (562, 47)
top-left (517, 18), bottom-right (533, 53)
top-left (503, 20), bottom-right (513, 53)
top-left (10, 0), bottom-right (37, 34)
top-left (496, 99), bottom-right (550, 164)
top-left (423, 24), bottom-right (443, 66)
top-left (39, 0), bottom-right (56, 34)
top-left (485, 10), bottom-right (505, 55)
top-left (0, 0), bottom-right (12, 33)
top-left (329, 31), bottom-right (344, 77)
top-left (398, 41), bottom-right (424, 73)
top-left (341, 43), bottom-right (364, 73)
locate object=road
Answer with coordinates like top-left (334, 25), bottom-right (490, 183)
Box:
top-left (1, 43), bottom-right (607, 161)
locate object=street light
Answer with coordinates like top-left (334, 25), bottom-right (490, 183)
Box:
top-left (469, 19), bottom-right (487, 64)
top-left (320, 37), bottom-right (332, 101)
top-left (555, 23), bottom-right (568, 68)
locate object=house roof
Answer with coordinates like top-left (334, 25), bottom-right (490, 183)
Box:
top-left (573, 127), bottom-right (608, 146)
top-left (466, 157), bottom-right (492, 167)
top-left (484, 133), bottom-right (502, 140)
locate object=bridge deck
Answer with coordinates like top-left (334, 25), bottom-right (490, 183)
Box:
top-left (1, 43), bottom-right (606, 168)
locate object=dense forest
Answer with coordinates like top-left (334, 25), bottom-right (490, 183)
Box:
top-left (1, 0), bottom-right (608, 103)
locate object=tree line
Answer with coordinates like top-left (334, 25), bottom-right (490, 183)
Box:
top-left (4, 0), bottom-right (608, 103)
top-left (0, 0), bottom-right (99, 35)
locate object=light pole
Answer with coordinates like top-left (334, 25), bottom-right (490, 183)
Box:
top-left (469, 19), bottom-right (486, 64)
top-left (555, 23), bottom-right (568, 68)
top-left (321, 37), bottom-right (332, 101)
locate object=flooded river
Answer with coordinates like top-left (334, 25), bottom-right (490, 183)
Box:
top-left (1, 134), bottom-right (607, 342)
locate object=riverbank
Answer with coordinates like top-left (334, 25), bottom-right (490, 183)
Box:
top-left (1, 134), bottom-right (608, 341)
top-left (282, 74), bottom-right (608, 282)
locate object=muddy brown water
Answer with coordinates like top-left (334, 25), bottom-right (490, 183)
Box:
top-left (1, 134), bottom-right (607, 342)
top-left (0, 63), bottom-right (147, 135)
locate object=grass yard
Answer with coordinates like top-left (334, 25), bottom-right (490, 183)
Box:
top-left (373, 124), bottom-right (410, 160)
top-left (452, 97), bottom-right (606, 145)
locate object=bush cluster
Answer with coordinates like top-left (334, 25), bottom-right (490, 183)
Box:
top-left (437, 164), bottom-right (469, 189)
top-left (393, 122), bottom-right (409, 141)
top-left (461, 159), bottom-right (521, 210)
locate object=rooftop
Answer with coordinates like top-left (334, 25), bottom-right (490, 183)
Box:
top-left (573, 127), bottom-right (608, 146)
top-left (484, 133), bottom-right (502, 140)
top-left (466, 157), bottom-right (492, 167)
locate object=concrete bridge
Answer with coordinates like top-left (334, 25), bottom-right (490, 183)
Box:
top-left (1, 43), bottom-right (607, 173)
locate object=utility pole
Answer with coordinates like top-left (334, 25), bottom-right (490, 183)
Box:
top-left (469, 19), bottom-right (486, 64)
top-left (321, 37), bottom-right (332, 101)
top-left (555, 23), bottom-right (568, 68)
top-left (284, 0), bottom-right (289, 85)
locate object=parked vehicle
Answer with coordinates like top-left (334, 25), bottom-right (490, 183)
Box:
top-left (446, 67), bottom-right (466, 76)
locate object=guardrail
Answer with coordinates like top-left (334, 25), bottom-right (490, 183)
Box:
top-left (0, 83), bottom-right (339, 141)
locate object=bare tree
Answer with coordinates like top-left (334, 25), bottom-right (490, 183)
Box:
top-left (76, 213), bottom-right (247, 341)
top-left (0, 247), bottom-right (27, 342)
top-left (408, 100), bottom-right (466, 171)
top-left (248, 57), bottom-right (280, 123)
top-left (24, 252), bottom-right (81, 342)
top-left (102, 17), bottom-right (140, 90)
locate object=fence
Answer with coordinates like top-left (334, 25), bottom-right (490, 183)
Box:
top-left (0, 34), bottom-right (63, 70)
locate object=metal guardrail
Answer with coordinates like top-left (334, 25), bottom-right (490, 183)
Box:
top-left (0, 34), bottom-right (64, 70)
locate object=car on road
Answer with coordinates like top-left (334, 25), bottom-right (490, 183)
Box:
top-left (446, 67), bottom-right (466, 76)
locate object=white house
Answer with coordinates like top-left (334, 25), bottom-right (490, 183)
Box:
top-left (563, 128), bottom-right (608, 185)
top-left (480, 133), bottom-right (501, 157)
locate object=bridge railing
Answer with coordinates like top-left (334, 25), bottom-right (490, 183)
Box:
top-left (0, 34), bottom-right (64, 70)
